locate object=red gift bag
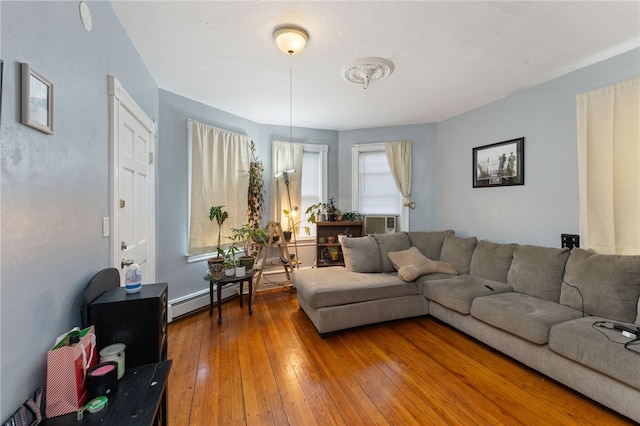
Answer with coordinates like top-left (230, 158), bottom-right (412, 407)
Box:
top-left (45, 326), bottom-right (97, 418)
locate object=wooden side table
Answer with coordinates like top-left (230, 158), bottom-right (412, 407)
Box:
top-left (209, 271), bottom-right (255, 324)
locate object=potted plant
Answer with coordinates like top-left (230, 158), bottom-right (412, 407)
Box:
top-left (283, 207), bottom-right (313, 240)
top-left (229, 224), bottom-right (268, 270)
top-left (217, 245), bottom-right (239, 276)
top-left (305, 202), bottom-right (326, 225)
top-left (326, 198), bottom-right (339, 221)
top-left (208, 205), bottom-right (229, 267)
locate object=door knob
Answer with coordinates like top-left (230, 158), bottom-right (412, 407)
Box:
top-left (121, 259), bottom-right (134, 269)
top-left (121, 241), bottom-right (127, 250)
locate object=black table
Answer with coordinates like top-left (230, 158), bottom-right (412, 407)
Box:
top-left (209, 271), bottom-right (255, 324)
top-left (43, 360), bottom-right (172, 426)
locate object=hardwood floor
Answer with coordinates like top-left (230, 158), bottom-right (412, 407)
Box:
top-left (167, 288), bottom-right (634, 425)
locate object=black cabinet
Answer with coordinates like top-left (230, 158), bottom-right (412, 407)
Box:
top-left (89, 283), bottom-right (168, 368)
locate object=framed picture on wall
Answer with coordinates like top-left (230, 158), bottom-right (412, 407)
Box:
top-left (473, 137), bottom-right (524, 188)
top-left (21, 63), bottom-right (54, 134)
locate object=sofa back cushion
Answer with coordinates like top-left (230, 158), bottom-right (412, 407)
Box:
top-left (469, 240), bottom-right (517, 283)
top-left (560, 248), bottom-right (640, 323)
top-left (439, 235), bottom-right (477, 275)
top-left (374, 232), bottom-right (412, 272)
top-left (407, 230), bottom-right (454, 260)
top-left (341, 235), bottom-right (382, 273)
top-left (507, 245), bottom-right (570, 302)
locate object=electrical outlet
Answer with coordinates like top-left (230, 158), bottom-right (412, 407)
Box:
top-left (561, 234), bottom-right (579, 249)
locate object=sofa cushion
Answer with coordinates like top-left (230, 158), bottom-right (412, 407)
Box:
top-left (292, 267), bottom-right (418, 308)
top-left (560, 248), bottom-right (640, 323)
top-left (374, 232), bottom-right (412, 272)
top-left (469, 240), bottom-right (517, 283)
top-left (470, 292), bottom-right (583, 344)
top-left (341, 235), bottom-right (382, 273)
top-left (439, 235), bottom-right (477, 275)
top-left (388, 247), bottom-right (457, 281)
top-left (407, 230), bottom-right (454, 260)
top-left (507, 245), bottom-right (571, 302)
top-left (422, 275), bottom-right (512, 315)
top-left (549, 316), bottom-right (640, 390)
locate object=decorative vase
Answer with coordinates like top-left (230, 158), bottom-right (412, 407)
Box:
top-left (224, 268), bottom-right (235, 277)
top-left (235, 266), bottom-right (246, 277)
top-left (283, 231), bottom-right (292, 242)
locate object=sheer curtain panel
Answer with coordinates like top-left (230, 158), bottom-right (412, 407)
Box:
top-left (188, 120), bottom-right (251, 255)
top-left (577, 77), bottom-right (640, 254)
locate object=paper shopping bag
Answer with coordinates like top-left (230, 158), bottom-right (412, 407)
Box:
top-left (45, 326), bottom-right (97, 418)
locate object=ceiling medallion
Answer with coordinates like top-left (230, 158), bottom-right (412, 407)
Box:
top-left (343, 57), bottom-right (395, 90)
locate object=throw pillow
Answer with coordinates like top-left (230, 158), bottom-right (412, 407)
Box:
top-left (340, 235), bottom-right (382, 273)
top-left (469, 240), bottom-right (517, 283)
top-left (560, 248), bottom-right (640, 323)
top-left (439, 235), bottom-right (478, 275)
top-left (388, 247), bottom-right (458, 281)
top-left (374, 232), bottom-right (412, 272)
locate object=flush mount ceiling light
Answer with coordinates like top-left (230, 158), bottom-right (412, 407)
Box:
top-left (273, 25), bottom-right (309, 56)
top-left (343, 57), bottom-right (395, 90)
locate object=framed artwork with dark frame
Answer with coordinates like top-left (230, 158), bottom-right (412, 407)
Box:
top-left (21, 63), bottom-right (54, 134)
top-left (473, 137), bottom-right (524, 188)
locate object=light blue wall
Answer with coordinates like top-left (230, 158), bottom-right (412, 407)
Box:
top-left (338, 124), bottom-right (439, 231)
top-left (437, 48), bottom-right (640, 246)
top-left (157, 90), bottom-right (338, 301)
top-left (0, 1), bottom-right (157, 419)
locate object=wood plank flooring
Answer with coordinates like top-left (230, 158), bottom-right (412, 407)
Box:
top-left (167, 288), bottom-right (634, 425)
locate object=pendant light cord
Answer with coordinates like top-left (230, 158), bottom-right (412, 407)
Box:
top-left (287, 51), bottom-right (300, 269)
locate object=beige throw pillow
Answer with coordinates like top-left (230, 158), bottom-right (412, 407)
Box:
top-left (388, 247), bottom-right (458, 281)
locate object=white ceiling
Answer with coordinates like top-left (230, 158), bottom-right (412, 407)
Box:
top-left (110, 1), bottom-right (640, 131)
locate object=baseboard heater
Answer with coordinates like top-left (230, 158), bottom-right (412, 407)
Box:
top-left (167, 284), bottom-right (238, 322)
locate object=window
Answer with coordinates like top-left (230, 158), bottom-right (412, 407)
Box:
top-left (577, 77), bottom-right (639, 254)
top-left (351, 143), bottom-right (401, 215)
top-left (187, 120), bottom-right (251, 259)
top-left (299, 144), bottom-right (327, 237)
top-left (272, 141), bottom-right (327, 238)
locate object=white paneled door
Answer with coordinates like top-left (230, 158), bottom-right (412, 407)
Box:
top-left (108, 76), bottom-right (156, 287)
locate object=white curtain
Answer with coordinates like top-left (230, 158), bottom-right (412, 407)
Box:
top-left (188, 120), bottom-right (251, 255)
top-left (271, 140), bottom-right (304, 225)
top-left (577, 77), bottom-right (640, 254)
top-left (385, 140), bottom-right (415, 209)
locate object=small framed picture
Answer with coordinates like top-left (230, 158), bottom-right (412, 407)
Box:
top-left (21, 63), bottom-right (54, 134)
top-left (473, 137), bottom-right (524, 188)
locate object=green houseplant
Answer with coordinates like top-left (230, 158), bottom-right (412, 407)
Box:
top-left (247, 141), bottom-right (265, 229)
top-left (208, 206), bottom-right (229, 266)
top-left (229, 224), bottom-right (268, 269)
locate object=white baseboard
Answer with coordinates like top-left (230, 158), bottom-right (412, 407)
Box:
top-left (167, 284), bottom-right (238, 322)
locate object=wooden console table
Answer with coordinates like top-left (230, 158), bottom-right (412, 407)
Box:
top-left (43, 360), bottom-right (172, 426)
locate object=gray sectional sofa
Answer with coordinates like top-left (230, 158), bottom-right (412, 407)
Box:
top-left (292, 230), bottom-right (640, 422)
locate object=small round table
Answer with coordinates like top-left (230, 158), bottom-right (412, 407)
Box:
top-left (209, 271), bottom-right (255, 324)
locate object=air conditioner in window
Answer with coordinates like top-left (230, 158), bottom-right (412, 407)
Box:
top-left (364, 216), bottom-right (398, 235)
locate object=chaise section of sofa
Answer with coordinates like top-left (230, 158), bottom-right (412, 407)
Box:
top-left (293, 229), bottom-right (640, 421)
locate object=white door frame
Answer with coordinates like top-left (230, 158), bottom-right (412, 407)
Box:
top-left (108, 75), bottom-right (157, 284)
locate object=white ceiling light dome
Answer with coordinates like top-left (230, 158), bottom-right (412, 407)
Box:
top-left (273, 25), bottom-right (309, 56)
top-left (343, 57), bottom-right (395, 89)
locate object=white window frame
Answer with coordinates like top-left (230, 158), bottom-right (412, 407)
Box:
top-left (299, 143), bottom-right (328, 239)
top-left (351, 143), bottom-right (407, 231)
